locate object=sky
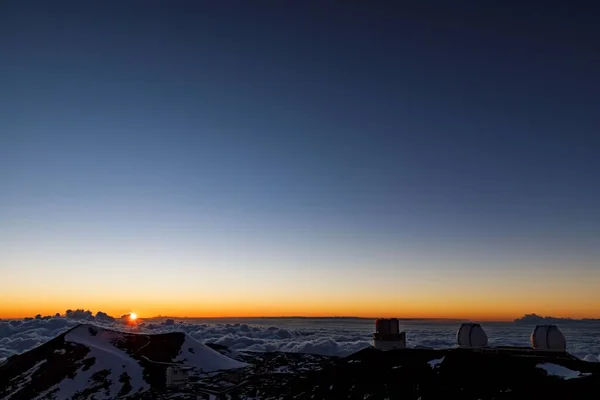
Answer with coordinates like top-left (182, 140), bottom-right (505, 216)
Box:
top-left (1, 1), bottom-right (599, 320)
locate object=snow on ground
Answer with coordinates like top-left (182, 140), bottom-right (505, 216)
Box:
top-left (428, 357), bottom-right (444, 368)
top-left (175, 334), bottom-right (248, 372)
top-left (40, 325), bottom-right (149, 399)
top-left (536, 363), bottom-right (591, 380)
top-left (273, 365), bottom-right (294, 374)
top-left (5, 359), bottom-right (47, 399)
top-left (583, 354), bottom-right (599, 362)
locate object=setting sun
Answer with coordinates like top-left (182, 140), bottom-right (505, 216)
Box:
top-left (129, 313), bottom-right (137, 321)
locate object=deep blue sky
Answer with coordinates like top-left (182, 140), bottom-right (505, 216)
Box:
top-left (1, 1), bottom-right (599, 318)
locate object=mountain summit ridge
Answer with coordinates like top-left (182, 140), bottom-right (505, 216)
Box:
top-left (0, 323), bottom-right (247, 399)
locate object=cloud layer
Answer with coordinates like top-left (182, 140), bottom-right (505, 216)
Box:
top-left (1, 311), bottom-right (600, 363)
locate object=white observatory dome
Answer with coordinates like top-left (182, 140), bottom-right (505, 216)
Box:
top-left (530, 325), bottom-right (566, 351)
top-left (457, 323), bottom-right (488, 348)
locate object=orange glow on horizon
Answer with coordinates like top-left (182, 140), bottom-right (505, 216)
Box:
top-left (3, 269), bottom-right (600, 321)
top-left (1, 301), bottom-right (599, 322)
top-left (3, 247), bottom-right (599, 322)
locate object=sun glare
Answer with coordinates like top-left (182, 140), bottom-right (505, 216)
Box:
top-left (130, 312), bottom-right (137, 321)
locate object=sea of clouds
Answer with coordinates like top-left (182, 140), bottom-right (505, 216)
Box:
top-left (1, 310), bottom-right (599, 363)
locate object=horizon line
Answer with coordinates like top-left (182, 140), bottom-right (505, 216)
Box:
top-left (5, 314), bottom-right (507, 321)
top-left (7, 312), bottom-right (599, 322)
top-left (145, 315), bottom-right (500, 321)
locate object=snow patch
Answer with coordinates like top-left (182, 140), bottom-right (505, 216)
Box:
top-left (6, 359), bottom-right (47, 399)
top-left (45, 325), bottom-right (149, 399)
top-left (536, 363), bottom-right (591, 380)
top-left (174, 334), bottom-right (248, 372)
top-left (273, 365), bottom-right (293, 374)
top-left (428, 357), bottom-right (444, 368)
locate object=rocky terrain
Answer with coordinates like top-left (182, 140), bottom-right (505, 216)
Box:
top-left (1, 324), bottom-right (599, 399)
top-left (0, 324), bottom-right (247, 399)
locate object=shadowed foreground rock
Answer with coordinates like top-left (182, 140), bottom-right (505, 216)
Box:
top-left (1, 324), bottom-right (599, 399)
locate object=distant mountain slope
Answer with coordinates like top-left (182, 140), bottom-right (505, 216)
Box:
top-left (0, 324), bottom-right (247, 400)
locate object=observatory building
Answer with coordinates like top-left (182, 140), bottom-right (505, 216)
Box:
top-left (373, 318), bottom-right (406, 350)
top-left (457, 323), bottom-right (488, 348)
top-left (372, 320), bottom-right (568, 355)
top-left (531, 324), bottom-right (567, 352)
top-left (166, 366), bottom-right (189, 388)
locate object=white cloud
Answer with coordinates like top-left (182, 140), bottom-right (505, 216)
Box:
top-left (1, 312), bottom-right (600, 363)
top-left (0, 316), bottom-right (77, 360)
